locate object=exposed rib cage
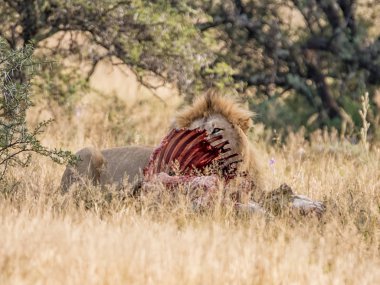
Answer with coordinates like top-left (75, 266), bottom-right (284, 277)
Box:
top-left (144, 128), bottom-right (239, 179)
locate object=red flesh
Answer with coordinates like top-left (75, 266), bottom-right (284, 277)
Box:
top-left (144, 128), bottom-right (239, 180)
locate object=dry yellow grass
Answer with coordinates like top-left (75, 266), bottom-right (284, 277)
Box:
top-left (1, 91), bottom-right (380, 285)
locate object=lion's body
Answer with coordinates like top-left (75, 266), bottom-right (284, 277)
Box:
top-left (61, 92), bottom-right (263, 192)
top-left (61, 146), bottom-right (153, 192)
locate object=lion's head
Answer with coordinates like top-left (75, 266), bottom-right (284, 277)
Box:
top-left (174, 91), bottom-right (262, 188)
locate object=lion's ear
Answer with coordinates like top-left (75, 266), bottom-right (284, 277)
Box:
top-left (237, 117), bottom-right (253, 133)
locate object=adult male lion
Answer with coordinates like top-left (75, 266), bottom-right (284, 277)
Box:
top-left (61, 92), bottom-right (324, 216)
top-left (61, 91), bottom-right (261, 192)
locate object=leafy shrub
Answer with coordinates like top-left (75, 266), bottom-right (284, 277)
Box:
top-left (0, 38), bottom-right (76, 179)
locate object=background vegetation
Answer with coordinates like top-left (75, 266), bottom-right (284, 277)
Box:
top-left (0, 0), bottom-right (379, 284)
top-left (1, 0), bottom-right (379, 133)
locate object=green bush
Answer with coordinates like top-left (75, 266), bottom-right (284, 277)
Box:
top-left (0, 38), bottom-right (76, 179)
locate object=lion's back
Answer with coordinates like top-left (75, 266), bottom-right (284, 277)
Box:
top-left (61, 145), bottom-right (153, 191)
top-left (100, 146), bottom-right (153, 184)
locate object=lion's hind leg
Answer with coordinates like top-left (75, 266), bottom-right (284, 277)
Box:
top-left (60, 147), bottom-right (106, 192)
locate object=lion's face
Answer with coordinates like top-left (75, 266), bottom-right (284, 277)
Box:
top-left (174, 92), bottom-right (259, 178)
top-left (188, 113), bottom-right (241, 160)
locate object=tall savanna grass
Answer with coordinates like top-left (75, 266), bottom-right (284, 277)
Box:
top-left (1, 91), bottom-right (379, 285)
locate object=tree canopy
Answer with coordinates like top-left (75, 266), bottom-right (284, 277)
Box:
top-left (1, 0), bottom-right (379, 134)
top-left (191, 0), bottom-right (380, 132)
